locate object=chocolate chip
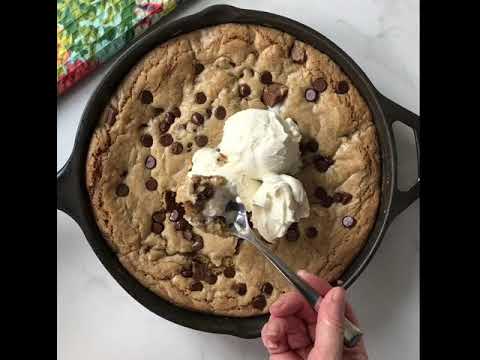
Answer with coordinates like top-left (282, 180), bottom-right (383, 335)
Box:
top-left (234, 238), bottom-right (243, 254)
top-left (140, 90), bottom-right (153, 104)
top-left (305, 88), bottom-right (318, 102)
top-left (190, 282), bottom-right (203, 291)
top-left (238, 84), bottom-right (251, 98)
top-left (333, 192), bottom-right (353, 205)
top-left (312, 78), bottom-right (328, 93)
top-left (164, 112), bottom-right (176, 125)
top-left (194, 63), bottom-right (204, 75)
top-left (261, 282), bottom-right (273, 296)
top-left (195, 92), bottom-right (207, 104)
top-left (260, 71), bottom-right (272, 84)
top-left (262, 84), bottom-right (288, 107)
top-left (140, 134), bottom-right (153, 147)
top-left (201, 185), bottom-right (214, 199)
top-left (181, 268), bottom-right (193, 278)
top-left (191, 112), bottom-right (204, 125)
top-left (183, 229), bottom-right (193, 241)
top-left (105, 106), bottom-right (118, 126)
top-left (206, 107), bottom-right (212, 119)
top-left (234, 283), bottom-right (247, 295)
top-left (172, 107), bottom-right (181, 118)
top-left (336, 81), bottom-right (349, 94)
top-left (151, 222), bottom-right (164, 234)
top-left (223, 266), bottom-right (236, 278)
top-left (145, 178), bottom-right (158, 191)
top-left (194, 135), bottom-right (208, 147)
top-left (174, 219), bottom-right (189, 231)
top-left (192, 236), bottom-right (204, 252)
top-left (153, 107), bottom-right (164, 116)
top-left (305, 139), bottom-right (319, 153)
top-left (205, 273), bottom-right (217, 285)
top-left (120, 170), bottom-right (128, 178)
top-left (152, 210), bottom-right (166, 223)
top-left (170, 142), bottom-right (183, 154)
top-left (116, 184), bottom-right (129, 197)
top-left (159, 133), bottom-right (173, 147)
top-left (286, 223), bottom-right (300, 241)
top-left (214, 106), bottom-right (226, 120)
top-left (193, 261), bottom-right (207, 280)
top-left (145, 155), bottom-right (156, 169)
top-left (158, 121), bottom-right (170, 134)
top-left (169, 207), bottom-right (185, 222)
top-left (305, 226), bottom-right (318, 238)
top-left (291, 43), bottom-right (306, 64)
top-left (314, 187), bottom-right (333, 207)
top-left (314, 155), bottom-right (334, 172)
top-left (342, 216), bottom-right (357, 228)
top-left (252, 295), bottom-right (267, 310)
top-left (165, 191), bottom-right (177, 211)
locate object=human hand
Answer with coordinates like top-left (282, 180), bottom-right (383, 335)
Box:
top-left (261, 270), bottom-right (368, 360)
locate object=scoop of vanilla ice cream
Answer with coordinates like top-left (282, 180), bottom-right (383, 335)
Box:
top-left (187, 108), bottom-right (309, 242)
top-left (217, 108), bottom-right (302, 179)
top-left (252, 174), bottom-right (310, 242)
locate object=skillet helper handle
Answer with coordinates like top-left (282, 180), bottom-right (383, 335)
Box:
top-left (379, 93), bottom-right (420, 221)
top-left (57, 158), bottom-right (83, 225)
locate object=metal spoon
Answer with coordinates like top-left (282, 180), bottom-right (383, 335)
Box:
top-left (225, 201), bottom-right (363, 348)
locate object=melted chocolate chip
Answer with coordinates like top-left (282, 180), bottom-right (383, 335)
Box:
top-left (260, 71), bottom-right (273, 84)
top-left (169, 207), bottom-right (185, 222)
top-left (314, 155), bottom-right (334, 172)
top-left (193, 261), bottom-right (207, 280)
top-left (205, 273), bottom-right (217, 285)
top-left (159, 121), bottom-right (170, 134)
top-left (223, 266), bottom-right (236, 278)
top-left (252, 295), bottom-right (267, 309)
top-left (164, 111), bottom-right (176, 125)
top-left (190, 281), bottom-right (203, 291)
top-left (195, 92), bottom-right (207, 104)
top-left (153, 107), bottom-right (164, 116)
top-left (305, 88), bottom-right (318, 102)
top-left (174, 219), bottom-right (189, 231)
top-left (152, 210), bottom-right (166, 223)
top-left (234, 283), bottom-right (247, 295)
top-left (238, 84), bottom-right (251, 98)
top-left (286, 223), bottom-right (300, 241)
top-left (305, 139), bottom-right (319, 153)
top-left (151, 222), bottom-right (164, 234)
top-left (261, 282), bottom-right (274, 295)
top-left (336, 81), bottom-right (349, 94)
top-left (206, 107), bottom-right (212, 119)
top-left (181, 268), bottom-right (193, 278)
top-left (159, 133), bottom-right (173, 147)
top-left (172, 107), bottom-right (181, 118)
top-left (305, 226), bottom-right (318, 238)
top-left (194, 135), bottom-right (208, 147)
top-left (183, 229), bottom-right (193, 241)
top-left (291, 43), bottom-right (306, 64)
top-left (105, 106), bottom-right (118, 126)
top-left (140, 134), bottom-right (153, 147)
top-left (145, 155), bottom-right (156, 169)
top-left (116, 184), bottom-right (129, 197)
top-left (312, 78), bottom-right (328, 93)
top-left (170, 142), bottom-right (183, 155)
top-left (314, 186), bottom-right (333, 207)
top-left (140, 90), bottom-right (153, 104)
top-left (262, 84), bottom-right (288, 107)
top-left (214, 106), bottom-right (226, 120)
top-left (194, 63), bottom-right (204, 75)
top-left (342, 216), bottom-right (357, 228)
top-left (192, 236), bottom-right (204, 252)
top-left (333, 192), bottom-right (353, 205)
top-left (145, 178), bottom-right (158, 191)
top-left (165, 191), bottom-right (177, 211)
top-left (191, 112), bottom-right (204, 125)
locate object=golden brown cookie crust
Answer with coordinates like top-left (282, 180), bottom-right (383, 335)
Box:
top-left (86, 24), bottom-right (381, 317)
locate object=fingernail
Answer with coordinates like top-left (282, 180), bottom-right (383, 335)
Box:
top-left (264, 336), bottom-right (279, 350)
top-left (297, 269), bottom-right (309, 277)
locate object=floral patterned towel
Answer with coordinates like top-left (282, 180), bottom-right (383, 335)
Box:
top-left (57, 0), bottom-right (183, 96)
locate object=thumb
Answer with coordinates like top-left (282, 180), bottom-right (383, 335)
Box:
top-left (310, 287), bottom-right (346, 360)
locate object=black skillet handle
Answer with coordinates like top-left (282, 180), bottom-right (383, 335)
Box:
top-left (378, 93), bottom-right (420, 222)
top-left (57, 157), bottom-right (84, 226)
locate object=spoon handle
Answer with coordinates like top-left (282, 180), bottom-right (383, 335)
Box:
top-left (241, 230), bottom-right (363, 348)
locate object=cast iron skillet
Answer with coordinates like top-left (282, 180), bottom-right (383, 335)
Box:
top-left (57, 5), bottom-right (420, 339)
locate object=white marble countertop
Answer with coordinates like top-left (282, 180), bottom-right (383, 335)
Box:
top-left (57, 1), bottom-right (419, 359)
